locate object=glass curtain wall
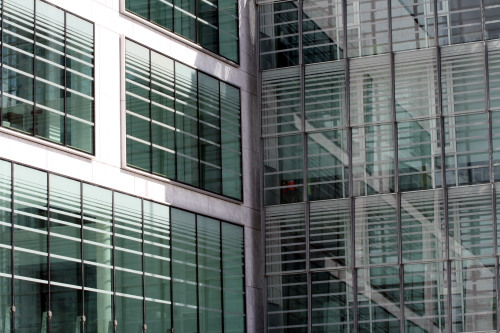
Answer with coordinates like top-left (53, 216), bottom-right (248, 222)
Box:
top-left (0, 158), bottom-right (245, 333)
top-left (125, 39), bottom-right (242, 200)
top-left (125, 0), bottom-right (239, 62)
top-left (0, 0), bottom-right (95, 154)
top-left (261, 0), bottom-right (500, 332)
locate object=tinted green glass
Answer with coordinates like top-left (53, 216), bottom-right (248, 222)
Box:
top-left (14, 279), bottom-right (48, 333)
top-left (171, 208), bottom-right (198, 333)
top-left (13, 165), bottom-right (48, 281)
top-left (125, 41), bottom-right (241, 199)
top-left (49, 175), bottom-right (82, 288)
top-left (1, 0), bottom-right (95, 153)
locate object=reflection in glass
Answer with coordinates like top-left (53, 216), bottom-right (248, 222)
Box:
top-left (443, 114), bottom-right (489, 186)
top-left (355, 195), bottom-right (398, 266)
top-left (441, 44), bottom-right (486, 115)
top-left (265, 203), bottom-right (306, 273)
top-left (346, 0), bottom-right (389, 58)
top-left (312, 271), bottom-right (353, 332)
top-left (450, 258), bottom-right (496, 333)
top-left (307, 130), bottom-right (348, 200)
top-left (310, 199), bottom-right (350, 269)
top-left (1, 0), bottom-right (95, 153)
top-left (352, 124), bottom-right (394, 196)
top-left (358, 266), bottom-right (400, 332)
top-left (391, 0), bottom-right (434, 52)
top-left (401, 190), bottom-right (444, 262)
top-left (260, 2), bottom-right (300, 70)
top-left (126, 0), bottom-right (239, 62)
top-left (268, 274), bottom-right (308, 331)
top-left (404, 262), bottom-right (446, 333)
top-left (305, 61), bottom-right (346, 131)
top-left (350, 55), bottom-right (392, 125)
top-left (125, 40), bottom-right (242, 200)
top-left (262, 67), bottom-right (302, 136)
top-left (395, 50), bottom-right (438, 120)
top-left (264, 135), bottom-right (304, 205)
top-left (436, 0), bottom-right (482, 46)
top-left (398, 119), bottom-right (440, 191)
top-left (302, 0), bottom-right (344, 64)
top-left (448, 185), bottom-right (493, 258)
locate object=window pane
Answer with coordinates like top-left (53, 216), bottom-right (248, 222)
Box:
top-left (398, 119), bottom-right (440, 191)
top-left (358, 266), bottom-right (400, 332)
top-left (312, 271), bottom-right (353, 332)
top-left (265, 203), bottom-right (306, 273)
top-left (443, 114), bottom-right (489, 186)
top-left (260, 2), bottom-right (300, 70)
top-left (450, 258), bottom-right (497, 332)
top-left (352, 124), bottom-right (394, 196)
top-left (305, 61), bottom-right (346, 130)
top-left (346, 0), bottom-right (389, 58)
top-left (262, 67), bottom-right (302, 136)
top-left (436, 0), bottom-right (482, 46)
top-left (302, 0), bottom-right (344, 64)
top-left (395, 50), bottom-right (438, 120)
top-left (264, 135), bottom-right (304, 205)
top-left (441, 43), bottom-right (486, 115)
top-left (391, 0), bottom-right (434, 52)
top-left (448, 185), bottom-right (493, 258)
top-left (49, 175), bottom-right (82, 288)
top-left (355, 194), bottom-right (398, 266)
top-left (350, 55), bottom-right (392, 125)
top-left (401, 190), bottom-right (445, 262)
top-left (268, 274), bottom-right (308, 331)
top-left (403, 262), bottom-right (447, 332)
top-left (310, 199), bottom-right (351, 269)
top-left (14, 279), bottom-right (48, 333)
top-left (307, 130), bottom-right (349, 200)
top-left (171, 208), bottom-right (198, 332)
top-left (13, 165), bottom-right (48, 281)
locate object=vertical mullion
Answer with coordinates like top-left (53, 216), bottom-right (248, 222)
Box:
top-left (197, 71), bottom-right (201, 189)
top-left (46, 172), bottom-right (51, 332)
top-left (173, 61), bottom-right (178, 183)
top-left (434, 0), bottom-right (451, 331)
top-left (141, 199), bottom-right (146, 333)
top-left (80, 181), bottom-right (85, 333)
top-left (219, 221), bottom-right (224, 333)
top-left (169, 207), bottom-right (174, 332)
top-left (218, 81), bottom-right (222, 195)
top-left (10, 162), bottom-right (14, 333)
top-left (63, 12), bottom-right (67, 146)
top-left (149, 51), bottom-right (153, 174)
top-left (112, 192), bottom-right (117, 333)
top-left (195, 214), bottom-right (200, 333)
top-left (32, 0), bottom-right (37, 138)
top-left (0, 0), bottom-right (3, 128)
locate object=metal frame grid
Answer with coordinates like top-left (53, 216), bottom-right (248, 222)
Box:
top-left (0, 155), bottom-right (247, 333)
top-left (0, 0), bottom-right (96, 156)
top-left (259, 0), bottom-right (500, 332)
top-left (120, 36), bottom-right (244, 203)
top-left (120, 0), bottom-right (240, 65)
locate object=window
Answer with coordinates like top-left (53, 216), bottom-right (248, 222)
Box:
top-left (124, 0), bottom-right (239, 62)
top-left (125, 39), bottom-right (242, 200)
top-left (0, 158), bottom-right (246, 333)
top-left (0, 0), bottom-right (95, 154)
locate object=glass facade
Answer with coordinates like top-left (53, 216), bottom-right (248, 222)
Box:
top-left (261, 0), bottom-right (500, 332)
top-left (0, 158), bottom-right (245, 333)
top-left (124, 0), bottom-right (239, 62)
top-left (125, 39), bottom-right (243, 200)
top-left (0, 0), bottom-right (95, 154)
